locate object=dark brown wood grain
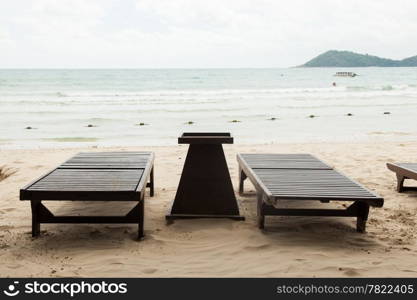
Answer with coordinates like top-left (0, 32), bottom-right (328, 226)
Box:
top-left (167, 132), bottom-right (244, 221)
top-left (178, 132), bottom-right (233, 144)
top-left (20, 152), bottom-right (155, 239)
top-left (237, 153), bottom-right (384, 232)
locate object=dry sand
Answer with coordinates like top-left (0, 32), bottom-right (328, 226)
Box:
top-left (1, 141), bottom-right (417, 277)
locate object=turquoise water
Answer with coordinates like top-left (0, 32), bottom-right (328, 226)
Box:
top-left (1, 68), bottom-right (417, 148)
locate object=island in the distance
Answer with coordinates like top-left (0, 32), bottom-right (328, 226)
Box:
top-left (299, 50), bottom-right (417, 67)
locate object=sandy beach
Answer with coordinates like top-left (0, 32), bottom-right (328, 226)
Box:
top-left (0, 141), bottom-right (416, 278)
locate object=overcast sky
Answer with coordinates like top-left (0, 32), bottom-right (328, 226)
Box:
top-left (1, 0), bottom-right (417, 68)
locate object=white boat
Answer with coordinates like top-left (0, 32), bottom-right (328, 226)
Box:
top-left (334, 72), bottom-right (357, 77)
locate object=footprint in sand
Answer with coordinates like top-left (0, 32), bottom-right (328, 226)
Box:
top-left (0, 225), bottom-right (13, 230)
top-left (142, 268), bottom-right (158, 274)
top-left (7, 264), bottom-right (23, 269)
top-left (402, 269), bottom-right (417, 274)
top-left (244, 243), bottom-right (270, 251)
top-left (342, 268), bottom-right (361, 276)
top-left (347, 237), bottom-right (373, 247)
top-left (89, 230), bottom-right (102, 237)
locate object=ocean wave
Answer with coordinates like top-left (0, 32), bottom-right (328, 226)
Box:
top-left (0, 91), bottom-right (70, 97)
top-left (1, 84), bottom-right (417, 99)
top-left (274, 102), bottom-right (417, 109)
top-left (346, 84), bottom-right (414, 92)
top-left (0, 106), bottom-right (247, 115)
top-left (42, 137), bottom-right (99, 142)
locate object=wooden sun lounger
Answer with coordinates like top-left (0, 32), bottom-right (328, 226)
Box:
top-left (387, 163), bottom-right (417, 192)
top-left (237, 154), bottom-right (383, 232)
top-left (20, 152), bottom-right (154, 239)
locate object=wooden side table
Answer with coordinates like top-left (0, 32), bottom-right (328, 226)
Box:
top-left (166, 133), bottom-right (244, 221)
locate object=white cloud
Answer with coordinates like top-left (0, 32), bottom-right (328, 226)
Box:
top-left (0, 0), bottom-right (417, 67)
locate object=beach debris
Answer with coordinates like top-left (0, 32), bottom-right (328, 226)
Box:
top-left (268, 117), bottom-right (277, 121)
top-left (186, 121), bottom-right (194, 125)
top-left (86, 124), bottom-right (97, 128)
top-left (0, 166), bottom-right (16, 181)
top-left (335, 72), bottom-right (357, 77)
top-left (229, 119), bottom-right (241, 123)
top-left (308, 114), bottom-right (316, 118)
top-left (25, 126), bottom-right (33, 130)
top-left (384, 112), bottom-right (391, 115)
top-left (136, 122), bottom-right (148, 126)
top-left (346, 113), bottom-right (353, 116)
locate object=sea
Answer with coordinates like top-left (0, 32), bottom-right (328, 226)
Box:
top-left (0, 68), bottom-right (416, 148)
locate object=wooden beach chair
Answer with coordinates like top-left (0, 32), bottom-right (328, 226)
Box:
top-left (20, 152), bottom-right (154, 239)
top-left (237, 154), bottom-right (383, 232)
top-left (387, 163), bottom-right (417, 192)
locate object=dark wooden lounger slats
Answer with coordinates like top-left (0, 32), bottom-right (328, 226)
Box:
top-left (237, 153), bottom-right (332, 170)
top-left (387, 163), bottom-right (417, 192)
top-left (237, 154), bottom-right (384, 232)
top-left (20, 152), bottom-right (154, 239)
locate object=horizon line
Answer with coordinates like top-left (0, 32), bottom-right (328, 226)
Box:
top-left (0, 66), bottom-right (294, 70)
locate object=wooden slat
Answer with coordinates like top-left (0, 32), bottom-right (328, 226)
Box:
top-left (60, 152), bottom-right (152, 169)
top-left (20, 151), bottom-right (154, 201)
top-left (254, 168), bottom-right (379, 199)
top-left (178, 132), bottom-right (233, 144)
top-left (397, 163), bottom-right (417, 172)
top-left (27, 169), bottom-right (144, 192)
top-left (75, 151), bottom-right (152, 155)
top-left (240, 153), bottom-right (331, 169)
top-left (238, 153), bottom-right (383, 205)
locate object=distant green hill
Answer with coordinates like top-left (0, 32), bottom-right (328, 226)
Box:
top-left (300, 50), bottom-right (417, 67)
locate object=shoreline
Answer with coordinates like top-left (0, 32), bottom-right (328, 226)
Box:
top-left (1, 135), bottom-right (416, 151)
top-left (1, 140), bottom-right (417, 277)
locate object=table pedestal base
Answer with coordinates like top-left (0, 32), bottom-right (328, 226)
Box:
top-left (166, 144), bottom-right (244, 221)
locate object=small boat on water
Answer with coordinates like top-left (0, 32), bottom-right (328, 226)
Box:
top-left (334, 72), bottom-right (357, 77)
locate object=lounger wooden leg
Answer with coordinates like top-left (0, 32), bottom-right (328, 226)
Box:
top-left (356, 201), bottom-right (370, 233)
top-left (30, 200), bottom-right (41, 237)
top-left (149, 166), bottom-right (155, 197)
top-left (396, 174), bottom-right (405, 193)
top-left (257, 193), bottom-right (265, 229)
top-left (239, 168), bottom-right (247, 194)
top-left (138, 196), bottom-right (145, 239)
